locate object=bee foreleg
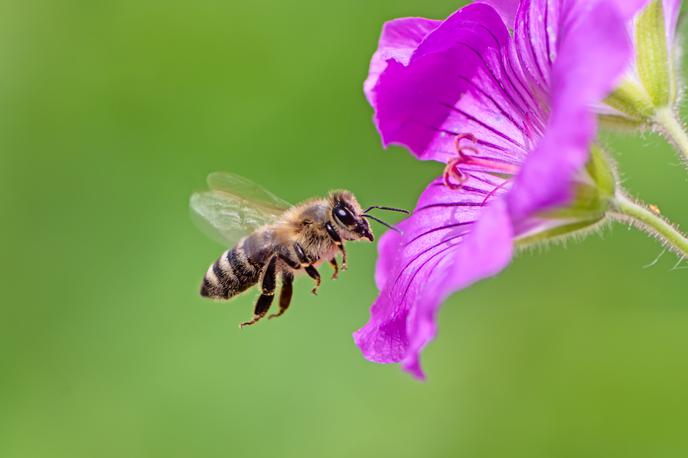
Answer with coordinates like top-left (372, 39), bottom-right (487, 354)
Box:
top-left (329, 258), bottom-right (339, 280)
top-left (240, 256), bottom-right (277, 328)
top-left (325, 222), bottom-right (347, 270)
top-left (268, 271), bottom-right (294, 320)
top-left (304, 266), bottom-right (321, 295)
top-left (294, 242), bottom-right (321, 295)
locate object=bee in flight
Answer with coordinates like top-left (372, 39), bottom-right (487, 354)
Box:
top-left (190, 172), bottom-right (408, 328)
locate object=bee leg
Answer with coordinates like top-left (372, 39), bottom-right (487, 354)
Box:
top-left (329, 257), bottom-right (339, 280)
top-left (304, 266), bottom-right (321, 295)
top-left (240, 256), bottom-right (277, 328)
top-left (325, 222), bottom-right (347, 270)
top-left (294, 242), bottom-right (321, 295)
top-left (268, 271), bottom-right (294, 320)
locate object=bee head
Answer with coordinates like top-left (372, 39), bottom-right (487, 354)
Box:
top-left (329, 191), bottom-right (374, 242)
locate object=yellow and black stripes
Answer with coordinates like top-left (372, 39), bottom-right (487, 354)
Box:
top-left (200, 246), bottom-right (262, 299)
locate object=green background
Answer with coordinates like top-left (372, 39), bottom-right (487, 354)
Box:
top-left (1, 1), bottom-right (687, 457)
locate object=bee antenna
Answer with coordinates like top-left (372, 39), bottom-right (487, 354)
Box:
top-left (363, 205), bottom-right (410, 215)
top-left (362, 214), bottom-right (403, 234)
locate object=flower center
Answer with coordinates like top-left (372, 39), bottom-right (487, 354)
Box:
top-left (442, 133), bottom-right (521, 190)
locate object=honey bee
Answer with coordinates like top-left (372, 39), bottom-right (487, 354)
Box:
top-left (190, 172), bottom-right (407, 327)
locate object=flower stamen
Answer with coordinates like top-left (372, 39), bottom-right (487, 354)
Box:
top-left (443, 133), bottom-right (520, 190)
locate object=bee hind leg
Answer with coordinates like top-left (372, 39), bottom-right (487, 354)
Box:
top-left (240, 256), bottom-right (277, 328)
top-left (268, 271), bottom-right (294, 320)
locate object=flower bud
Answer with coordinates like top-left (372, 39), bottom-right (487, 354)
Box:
top-left (603, 0), bottom-right (681, 129)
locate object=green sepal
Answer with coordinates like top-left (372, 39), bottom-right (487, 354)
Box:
top-left (539, 145), bottom-right (615, 221)
top-left (635, 0), bottom-right (671, 108)
top-left (585, 144), bottom-right (615, 199)
top-left (539, 185), bottom-right (607, 220)
top-left (598, 114), bottom-right (647, 132)
top-left (604, 79), bottom-right (655, 120)
top-left (515, 218), bottom-right (604, 248)
top-left (513, 146), bottom-right (617, 247)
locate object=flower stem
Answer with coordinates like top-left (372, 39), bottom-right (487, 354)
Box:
top-left (610, 193), bottom-right (688, 258)
top-left (653, 107), bottom-right (688, 168)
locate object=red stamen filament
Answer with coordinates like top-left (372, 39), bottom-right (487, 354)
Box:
top-left (443, 133), bottom-right (519, 191)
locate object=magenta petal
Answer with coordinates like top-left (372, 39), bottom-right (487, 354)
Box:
top-left (507, 0), bottom-right (632, 221)
top-left (477, 0), bottom-right (519, 27)
top-left (371, 4), bottom-right (525, 163)
top-left (364, 17), bottom-right (441, 106)
top-left (373, 228), bottom-right (402, 291)
top-left (358, 0), bottom-right (638, 380)
top-left (512, 0), bottom-right (557, 92)
top-left (606, 0), bottom-right (651, 19)
top-left (401, 199), bottom-right (513, 379)
top-left (354, 175), bottom-right (513, 379)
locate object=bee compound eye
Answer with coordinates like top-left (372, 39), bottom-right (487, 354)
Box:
top-left (334, 206), bottom-right (355, 226)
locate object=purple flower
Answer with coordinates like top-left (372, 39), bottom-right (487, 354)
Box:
top-left (355, 0), bottom-right (647, 379)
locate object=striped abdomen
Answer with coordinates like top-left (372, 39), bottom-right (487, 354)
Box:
top-left (200, 246), bottom-right (263, 299)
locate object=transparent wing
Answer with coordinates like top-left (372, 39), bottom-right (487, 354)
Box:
top-left (190, 172), bottom-right (291, 246)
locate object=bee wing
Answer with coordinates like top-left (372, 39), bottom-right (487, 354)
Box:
top-left (190, 172), bottom-right (291, 246)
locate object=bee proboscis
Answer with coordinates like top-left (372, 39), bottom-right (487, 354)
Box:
top-left (190, 172), bottom-right (407, 327)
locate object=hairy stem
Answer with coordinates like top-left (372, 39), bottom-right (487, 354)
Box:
top-left (610, 193), bottom-right (688, 258)
top-left (653, 107), bottom-right (688, 168)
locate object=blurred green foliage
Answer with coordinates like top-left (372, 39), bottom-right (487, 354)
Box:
top-left (1, 1), bottom-right (687, 457)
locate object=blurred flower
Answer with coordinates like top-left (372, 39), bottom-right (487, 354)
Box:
top-left (355, 0), bottom-right (644, 379)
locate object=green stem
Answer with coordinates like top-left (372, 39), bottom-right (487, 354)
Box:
top-left (610, 193), bottom-right (688, 258)
top-left (654, 107), bottom-right (688, 168)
